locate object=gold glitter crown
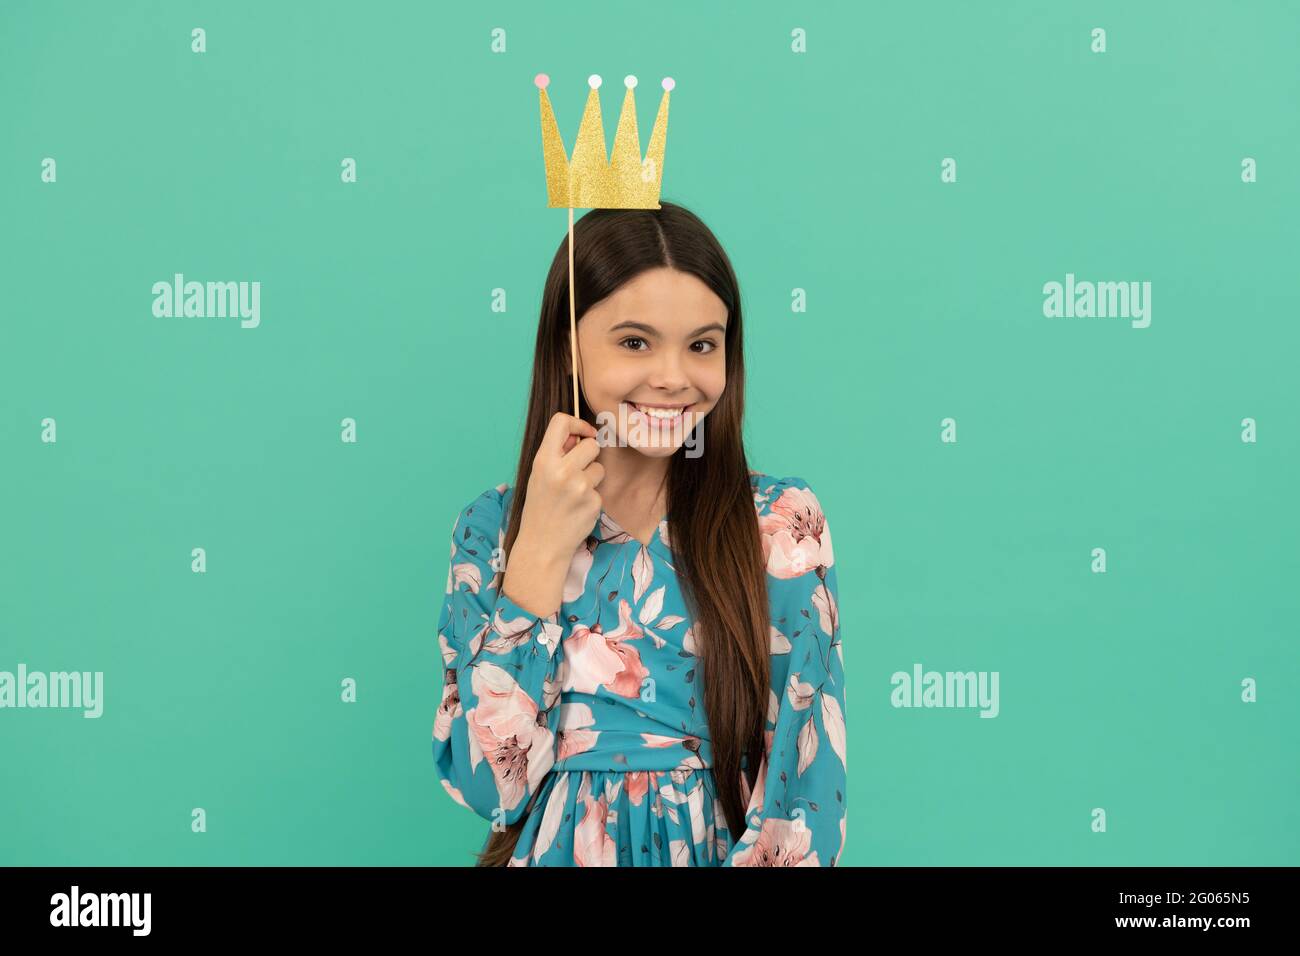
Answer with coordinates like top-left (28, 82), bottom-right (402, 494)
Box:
top-left (534, 72), bottom-right (673, 209)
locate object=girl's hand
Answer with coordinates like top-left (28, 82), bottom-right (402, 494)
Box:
top-left (518, 413), bottom-right (605, 563)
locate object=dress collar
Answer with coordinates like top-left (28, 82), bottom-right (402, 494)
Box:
top-left (580, 473), bottom-right (769, 562)
top-left (589, 510), bottom-right (674, 561)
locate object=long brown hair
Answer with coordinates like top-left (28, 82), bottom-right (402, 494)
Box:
top-left (475, 201), bottom-right (770, 866)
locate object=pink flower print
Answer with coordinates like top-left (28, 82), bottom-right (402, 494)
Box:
top-left (556, 702), bottom-right (600, 760)
top-left (625, 771), bottom-right (651, 807)
top-left (605, 598), bottom-right (644, 642)
top-left (561, 626), bottom-right (624, 695)
top-left (467, 662), bottom-right (555, 812)
top-left (432, 670), bottom-right (461, 742)
top-left (758, 485), bottom-right (834, 578)
top-left (574, 794), bottom-right (617, 867)
top-left (730, 817), bottom-right (821, 867)
top-left (562, 539), bottom-right (595, 602)
top-left (450, 560), bottom-right (482, 594)
top-left (561, 600), bottom-right (648, 699)
top-left (605, 640), bottom-right (649, 698)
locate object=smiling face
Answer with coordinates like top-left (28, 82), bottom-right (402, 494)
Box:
top-left (574, 266), bottom-right (728, 459)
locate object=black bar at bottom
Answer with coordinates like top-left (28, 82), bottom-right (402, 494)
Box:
top-left (0, 866), bottom-right (1283, 940)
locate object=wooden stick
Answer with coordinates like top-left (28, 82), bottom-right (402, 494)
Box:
top-left (568, 205), bottom-right (578, 417)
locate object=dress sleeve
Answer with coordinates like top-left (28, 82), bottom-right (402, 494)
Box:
top-left (431, 485), bottom-right (566, 828)
top-left (722, 476), bottom-right (847, 866)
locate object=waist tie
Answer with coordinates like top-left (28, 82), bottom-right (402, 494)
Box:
top-left (552, 730), bottom-right (750, 773)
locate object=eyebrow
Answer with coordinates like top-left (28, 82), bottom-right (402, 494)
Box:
top-left (607, 321), bottom-right (726, 338)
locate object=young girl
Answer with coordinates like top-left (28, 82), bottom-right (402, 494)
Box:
top-left (433, 202), bottom-right (846, 866)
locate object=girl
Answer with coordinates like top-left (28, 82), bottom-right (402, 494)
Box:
top-left (433, 201), bottom-right (846, 866)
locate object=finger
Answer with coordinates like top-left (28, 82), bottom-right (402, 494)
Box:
top-left (582, 461), bottom-right (606, 487)
top-left (539, 414), bottom-right (573, 457)
top-left (543, 413), bottom-right (596, 457)
top-left (563, 435), bottom-right (601, 469)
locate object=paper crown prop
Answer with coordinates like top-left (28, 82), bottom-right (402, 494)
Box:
top-left (534, 72), bottom-right (674, 415)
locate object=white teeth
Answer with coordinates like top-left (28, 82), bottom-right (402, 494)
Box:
top-left (632, 403), bottom-right (687, 420)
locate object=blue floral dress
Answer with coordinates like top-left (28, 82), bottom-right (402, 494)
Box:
top-left (432, 471), bottom-right (846, 866)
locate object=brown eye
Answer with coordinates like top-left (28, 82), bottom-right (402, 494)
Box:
top-left (620, 337), bottom-right (648, 351)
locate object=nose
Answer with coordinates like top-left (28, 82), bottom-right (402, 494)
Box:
top-left (647, 348), bottom-right (690, 395)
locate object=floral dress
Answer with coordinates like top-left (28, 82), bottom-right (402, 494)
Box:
top-left (432, 471), bottom-right (846, 866)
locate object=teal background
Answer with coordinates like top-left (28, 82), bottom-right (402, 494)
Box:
top-left (2, 0), bottom-right (1297, 865)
